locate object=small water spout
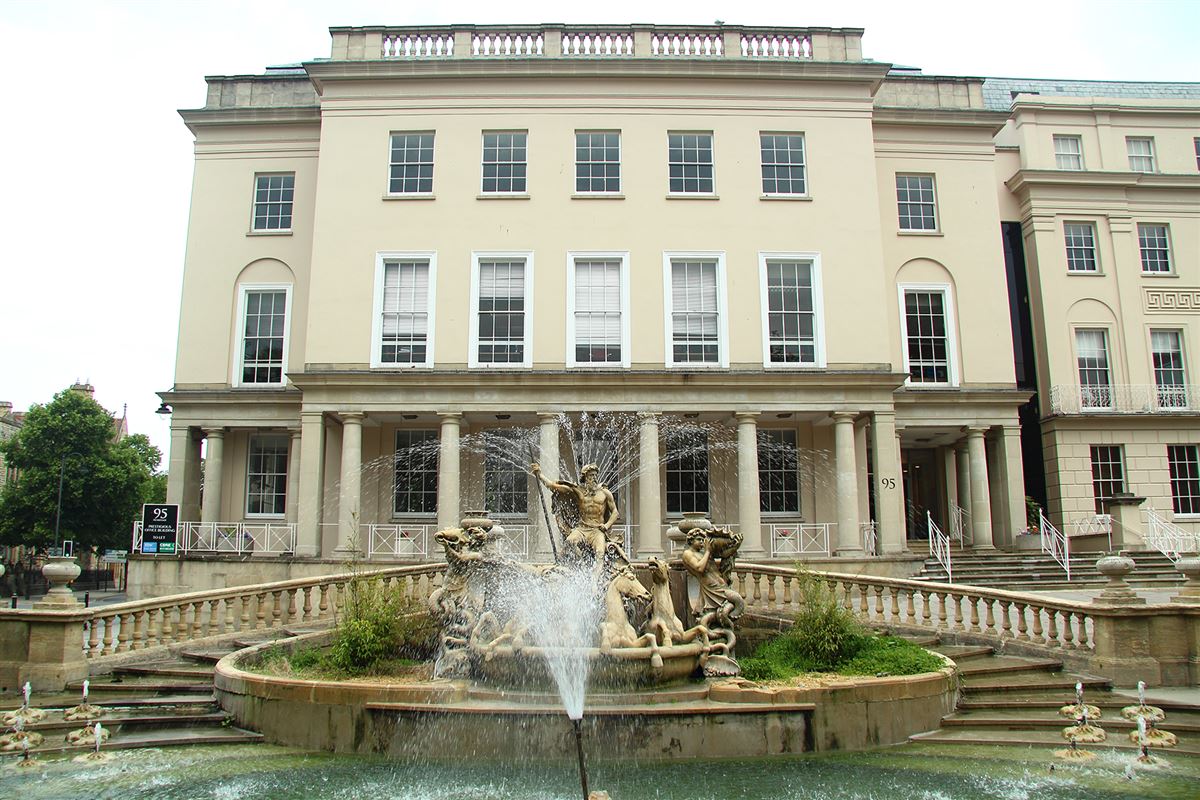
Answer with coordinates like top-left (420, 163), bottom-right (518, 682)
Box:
top-left (93, 722), bottom-right (103, 755)
top-left (21, 682), bottom-right (30, 710)
top-left (572, 717), bottom-right (589, 800)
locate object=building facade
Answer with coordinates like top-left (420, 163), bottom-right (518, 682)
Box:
top-left (163, 24), bottom-right (1055, 565)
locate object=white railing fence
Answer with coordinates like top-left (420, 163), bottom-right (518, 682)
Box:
top-left (950, 504), bottom-right (970, 545)
top-left (366, 524), bottom-right (432, 559)
top-left (1038, 509), bottom-right (1071, 580)
top-left (860, 521), bottom-right (878, 556)
top-left (491, 523), bottom-right (530, 558)
top-left (132, 522), bottom-right (297, 556)
top-left (1069, 514), bottom-right (1113, 551)
top-left (927, 511), bottom-right (953, 583)
top-left (1143, 507), bottom-right (1200, 563)
top-left (770, 523), bottom-right (832, 557)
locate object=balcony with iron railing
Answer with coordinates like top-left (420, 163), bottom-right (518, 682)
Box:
top-left (1048, 384), bottom-right (1200, 415)
top-left (329, 24), bottom-right (864, 64)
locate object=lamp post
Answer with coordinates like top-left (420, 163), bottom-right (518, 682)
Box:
top-left (54, 452), bottom-right (85, 553)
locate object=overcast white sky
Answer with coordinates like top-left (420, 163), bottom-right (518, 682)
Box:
top-left (1, 0), bottom-right (1197, 459)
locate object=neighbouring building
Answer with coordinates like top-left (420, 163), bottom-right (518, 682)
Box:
top-left (0, 401), bottom-right (23, 489)
top-left (157, 23), bottom-right (1199, 575)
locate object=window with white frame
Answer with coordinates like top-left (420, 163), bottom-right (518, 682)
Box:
top-left (481, 131), bottom-right (527, 193)
top-left (1090, 445), bottom-right (1125, 514)
top-left (1053, 135), bottom-right (1084, 170)
top-left (252, 173), bottom-right (294, 231)
top-left (762, 258), bottom-right (819, 365)
top-left (1064, 223), bottom-right (1099, 273)
top-left (246, 435), bottom-right (288, 516)
top-left (1151, 330), bottom-right (1187, 409)
top-left (575, 132), bottom-right (620, 193)
top-left (666, 431), bottom-right (709, 515)
top-left (388, 133), bottom-right (434, 194)
top-left (1195, 138), bottom-right (1200, 170)
top-left (484, 429), bottom-right (529, 515)
top-left (758, 429), bottom-right (800, 514)
top-left (377, 258), bottom-right (432, 366)
top-left (667, 257), bottom-right (723, 366)
top-left (1127, 137), bottom-right (1157, 172)
top-left (473, 255), bottom-right (532, 367)
top-left (901, 288), bottom-right (953, 384)
top-left (1168, 445), bottom-right (1200, 515)
top-left (760, 133), bottom-right (807, 195)
top-left (668, 133), bottom-right (714, 194)
top-left (896, 175), bottom-right (937, 231)
top-left (239, 287), bottom-right (289, 385)
top-left (570, 256), bottom-right (625, 366)
top-left (393, 429), bottom-right (438, 515)
top-left (1138, 224), bottom-right (1172, 273)
top-left (1075, 329), bottom-right (1113, 409)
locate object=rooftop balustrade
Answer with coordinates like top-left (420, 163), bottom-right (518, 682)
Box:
top-left (1048, 383), bottom-right (1200, 415)
top-left (329, 24), bottom-right (863, 63)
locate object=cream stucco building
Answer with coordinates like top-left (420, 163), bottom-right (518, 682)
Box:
top-left (158, 23), bottom-right (1200, 571)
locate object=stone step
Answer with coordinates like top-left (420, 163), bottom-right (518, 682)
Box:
top-left (909, 726), bottom-right (1200, 755)
top-left (25, 711), bottom-right (227, 733)
top-left (958, 696), bottom-right (1200, 715)
top-left (26, 725), bottom-right (264, 755)
top-left (66, 680), bottom-right (214, 694)
top-left (930, 644), bottom-right (995, 661)
top-left (178, 647), bottom-right (239, 664)
top-left (112, 663), bottom-right (215, 679)
top-left (941, 710), bottom-right (1200, 733)
top-left (956, 656), bottom-right (1063, 677)
top-left (961, 673), bottom-right (1110, 693)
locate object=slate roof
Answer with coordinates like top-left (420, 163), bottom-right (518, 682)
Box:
top-left (982, 77), bottom-right (1200, 111)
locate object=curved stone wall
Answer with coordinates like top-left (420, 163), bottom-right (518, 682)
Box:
top-left (214, 634), bottom-right (957, 758)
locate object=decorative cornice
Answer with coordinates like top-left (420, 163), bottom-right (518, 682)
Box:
top-left (1007, 169), bottom-right (1200, 195)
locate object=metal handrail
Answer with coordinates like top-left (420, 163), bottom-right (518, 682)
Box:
top-left (1038, 509), bottom-right (1071, 580)
top-left (1143, 507), bottom-right (1200, 563)
top-left (927, 511), bottom-right (952, 583)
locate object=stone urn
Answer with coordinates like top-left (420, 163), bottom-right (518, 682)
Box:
top-left (35, 555), bottom-right (82, 609)
top-left (676, 512), bottom-right (715, 535)
top-left (1172, 556), bottom-right (1200, 603)
top-left (1094, 553), bottom-right (1144, 605)
top-left (462, 510), bottom-right (506, 550)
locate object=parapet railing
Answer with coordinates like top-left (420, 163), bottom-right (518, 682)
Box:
top-left (769, 523), bottom-right (832, 557)
top-left (367, 523), bottom-right (433, 559)
top-left (735, 563), bottom-right (1096, 650)
top-left (77, 563), bottom-right (447, 661)
top-left (132, 521), bottom-right (297, 556)
top-left (1048, 383), bottom-right (1200, 415)
top-left (331, 25), bottom-right (863, 64)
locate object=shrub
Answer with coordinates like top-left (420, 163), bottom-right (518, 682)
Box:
top-left (327, 578), bottom-right (435, 672)
top-left (838, 635), bottom-right (945, 676)
top-left (786, 571), bottom-right (870, 670)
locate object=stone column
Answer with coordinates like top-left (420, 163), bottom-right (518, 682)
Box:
top-left (295, 412), bottom-right (326, 557)
top-left (536, 412), bottom-right (561, 559)
top-left (871, 412), bottom-right (906, 554)
top-left (942, 446), bottom-right (958, 519)
top-left (437, 413), bottom-right (462, 530)
top-left (735, 412), bottom-right (765, 556)
top-left (166, 425), bottom-right (202, 521)
top-left (200, 428), bottom-right (224, 524)
top-left (833, 412), bottom-right (861, 555)
top-left (335, 413), bottom-right (364, 555)
top-left (896, 427), bottom-right (910, 544)
top-left (854, 419), bottom-right (870, 524)
top-left (966, 427), bottom-right (994, 549)
top-left (997, 425), bottom-right (1027, 547)
top-left (286, 429), bottom-right (302, 524)
top-left (956, 441), bottom-right (971, 539)
top-left (637, 413), bottom-right (664, 556)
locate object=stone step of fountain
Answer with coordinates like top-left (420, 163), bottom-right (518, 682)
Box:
top-left (908, 726), bottom-right (1200, 755)
top-left (66, 679), bottom-right (215, 694)
top-left (28, 725), bottom-right (265, 756)
top-left (112, 663), bottom-right (216, 679)
top-left (941, 710), bottom-right (1200, 734)
top-left (961, 673), bottom-right (1112, 694)
top-left (955, 655), bottom-right (1065, 677)
top-left (929, 644), bottom-right (996, 661)
top-left (23, 711), bottom-right (230, 733)
top-left (466, 684), bottom-right (712, 706)
top-left (958, 695), bottom-right (1200, 714)
top-left (177, 646), bottom-right (238, 663)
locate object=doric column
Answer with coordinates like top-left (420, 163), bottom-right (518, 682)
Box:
top-left (285, 429), bottom-right (302, 524)
top-left (942, 446), bottom-right (959, 520)
top-left (854, 419), bottom-right (870, 524)
top-left (436, 413), bottom-right (462, 530)
top-left (833, 412), bottom-right (861, 555)
top-left (871, 412), bottom-right (905, 554)
top-left (896, 426), bottom-right (910, 542)
top-left (335, 413), bottom-right (365, 554)
top-left (535, 412), bottom-right (561, 559)
top-left (998, 425), bottom-right (1027, 547)
top-left (295, 412), bottom-right (326, 557)
top-left (735, 412), bottom-right (765, 556)
top-left (956, 441), bottom-right (971, 538)
top-left (167, 425), bottom-right (202, 521)
top-left (966, 427), bottom-right (995, 550)
top-left (636, 413), bottom-right (664, 556)
top-left (200, 428), bottom-right (224, 523)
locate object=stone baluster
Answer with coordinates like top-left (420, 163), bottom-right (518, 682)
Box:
top-left (207, 599), bottom-right (221, 635)
top-left (102, 617), bottom-right (117, 654)
top-left (920, 590), bottom-right (932, 627)
top-left (286, 589), bottom-right (297, 625)
top-left (87, 618), bottom-right (102, 656)
top-left (116, 614), bottom-right (132, 653)
top-left (1062, 612), bottom-right (1076, 649)
top-left (983, 599), bottom-right (997, 635)
top-left (1074, 613), bottom-right (1092, 649)
top-left (766, 574), bottom-right (777, 610)
top-left (1013, 602), bottom-right (1028, 641)
top-left (175, 604), bottom-right (189, 641)
top-left (161, 607), bottom-right (176, 644)
top-left (872, 586), bottom-right (884, 623)
top-left (858, 584), bottom-right (869, 618)
top-left (132, 610), bottom-right (146, 650)
top-left (256, 593), bottom-right (268, 629)
top-left (1046, 609), bottom-right (1061, 647)
top-left (998, 600), bottom-right (1012, 639)
top-left (1029, 604), bottom-right (1044, 644)
top-left (224, 598), bottom-right (235, 631)
top-left (318, 584), bottom-right (330, 619)
top-left (888, 587), bottom-right (900, 622)
top-left (190, 601), bottom-right (204, 639)
top-left (302, 587), bottom-right (313, 621)
top-left (969, 596), bottom-right (981, 633)
top-left (751, 574), bottom-right (763, 607)
top-left (240, 596), bottom-right (252, 631)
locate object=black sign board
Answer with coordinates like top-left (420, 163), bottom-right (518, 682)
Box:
top-left (141, 504), bottom-right (179, 554)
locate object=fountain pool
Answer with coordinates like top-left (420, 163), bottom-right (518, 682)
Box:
top-left (4, 742), bottom-right (1197, 799)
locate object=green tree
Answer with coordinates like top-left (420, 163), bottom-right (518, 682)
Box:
top-left (0, 390), bottom-right (161, 552)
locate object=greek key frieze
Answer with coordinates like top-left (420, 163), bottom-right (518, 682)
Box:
top-left (1144, 288), bottom-right (1200, 313)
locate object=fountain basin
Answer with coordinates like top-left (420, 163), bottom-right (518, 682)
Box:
top-left (214, 633), bottom-right (958, 758)
top-left (471, 642), bottom-right (705, 689)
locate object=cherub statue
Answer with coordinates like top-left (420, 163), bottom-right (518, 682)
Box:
top-left (680, 528), bottom-right (745, 629)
